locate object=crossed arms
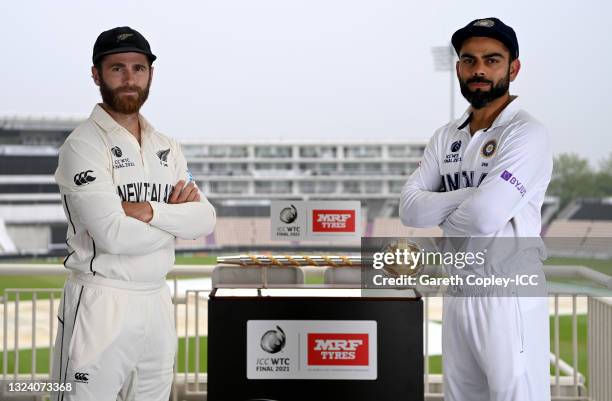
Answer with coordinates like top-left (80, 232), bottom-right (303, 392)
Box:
top-left (56, 138), bottom-right (216, 256)
top-left (399, 124), bottom-right (551, 236)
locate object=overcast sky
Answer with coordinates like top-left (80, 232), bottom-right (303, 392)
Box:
top-left (1, 0), bottom-right (611, 164)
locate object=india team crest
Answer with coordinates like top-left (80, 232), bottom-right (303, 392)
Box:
top-left (481, 139), bottom-right (497, 158)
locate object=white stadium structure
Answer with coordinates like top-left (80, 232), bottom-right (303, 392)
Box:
top-left (0, 115), bottom-right (611, 258)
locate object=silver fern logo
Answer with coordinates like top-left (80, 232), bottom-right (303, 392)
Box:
top-left (156, 149), bottom-right (170, 167)
top-left (117, 33), bottom-right (134, 41)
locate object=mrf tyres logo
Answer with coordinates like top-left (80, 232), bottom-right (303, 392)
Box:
top-left (312, 210), bottom-right (356, 233)
top-left (500, 170), bottom-right (527, 197)
top-left (308, 333), bottom-right (369, 366)
top-left (73, 170), bottom-right (96, 186)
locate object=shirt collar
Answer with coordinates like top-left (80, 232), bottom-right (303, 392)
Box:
top-left (90, 103), bottom-right (156, 137)
top-left (456, 111), bottom-right (472, 131)
top-left (487, 95), bottom-right (520, 131)
top-left (455, 95), bottom-right (521, 133)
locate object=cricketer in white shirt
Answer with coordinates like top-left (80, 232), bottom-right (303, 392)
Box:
top-left (51, 28), bottom-right (216, 401)
top-left (401, 96), bottom-right (553, 401)
top-left (51, 103), bottom-right (216, 401)
top-left (400, 20), bottom-right (553, 401)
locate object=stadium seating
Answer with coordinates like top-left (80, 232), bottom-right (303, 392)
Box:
top-left (371, 218), bottom-right (443, 237)
top-left (544, 219), bottom-right (612, 258)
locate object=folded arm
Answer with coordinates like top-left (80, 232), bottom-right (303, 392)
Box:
top-left (56, 139), bottom-right (174, 255)
top-left (441, 123), bottom-right (552, 236)
top-left (148, 139), bottom-right (216, 239)
top-left (400, 132), bottom-right (475, 228)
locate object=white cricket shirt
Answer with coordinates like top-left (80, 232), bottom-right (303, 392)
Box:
top-left (55, 104), bottom-right (216, 282)
top-left (400, 97), bottom-right (552, 237)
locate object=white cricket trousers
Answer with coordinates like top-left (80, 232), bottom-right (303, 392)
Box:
top-left (442, 296), bottom-right (551, 401)
top-left (50, 272), bottom-right (177, 401)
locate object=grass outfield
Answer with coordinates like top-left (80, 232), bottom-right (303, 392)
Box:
top-left (546, 256), bottom-right (612, 275)
top-left (0, 255), bottom-right (608, 298)
top-left (0, 316), bottom-right (588, 382)
top-left (0, 255), bottom-right (217, 300)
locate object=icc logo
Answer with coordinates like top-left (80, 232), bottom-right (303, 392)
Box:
top-left (260, 326), bottom-right (286, 354)
top-left (111, 146), bottom-right (123, 157)
top-left (279, 205), bottom-right (298, 224)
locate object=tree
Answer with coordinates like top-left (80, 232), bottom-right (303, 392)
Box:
top-left (593, 153), bottom-right (612, 197)
top-left (547, 153), bottom-right (597, 208)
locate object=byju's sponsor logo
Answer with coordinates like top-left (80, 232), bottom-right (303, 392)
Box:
top-left (312, 210), bottom-right (355, 232)
top-left (74, 372), bottom-right (89, 383)
top-left (260, 326), bottom-right (286, 354)
top-left (73, 170), bottom-right (96, 186)
top-left (111, 146), bottom-right (123, 157)
top-left (156, 149), bottom-right (170, 167)
top-left (500, 170), bottom-right (527, 197)
top-left (307, 333), bottom-right (369, 366)
top-left (279, 205), bottom-right (298, 224)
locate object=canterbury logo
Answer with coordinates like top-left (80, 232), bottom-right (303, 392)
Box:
top-left (73, 170), bottom-right (96, 186)
top-left (156, 149), bottom-right (170, 166)
top-left (74, 372), bottom-right (89, 382)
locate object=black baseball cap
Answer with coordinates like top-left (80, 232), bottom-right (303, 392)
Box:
top-left (92, 26), bottom-right (157, 65)
top-left (451, 18), bottom-right (519, 60)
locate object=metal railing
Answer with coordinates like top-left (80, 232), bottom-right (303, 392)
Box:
top-left (0, 263), bottom-right (610, 401)
top-left (588, 297), bottom-right (612, 401)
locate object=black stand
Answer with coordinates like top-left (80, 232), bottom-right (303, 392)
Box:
top-left (208, 289), bottom-right (424, 401)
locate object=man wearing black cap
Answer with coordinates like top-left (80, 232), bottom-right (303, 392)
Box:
top-left (400, 18), bottom-right (552, 401)
top-left (51, 27), bottom-right (216, 401)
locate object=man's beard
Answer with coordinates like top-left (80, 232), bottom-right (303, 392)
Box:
top-left (99, 76), bottom-right (151, 114)
top-left (459, 70), bottom-right (509, 109)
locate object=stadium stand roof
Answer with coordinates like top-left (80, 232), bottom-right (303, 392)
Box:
top-left (0, 114), bottom-right (84, 131)
top-left (561, 198), bottom-right (612, 221)
top-left (0, 204), bottom-right (66, 224)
